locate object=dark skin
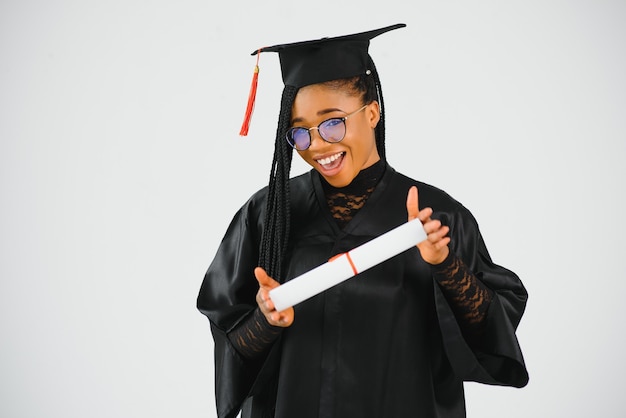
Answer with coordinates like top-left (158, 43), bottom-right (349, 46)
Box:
top-left (255, 83), bottom-right (451, 327)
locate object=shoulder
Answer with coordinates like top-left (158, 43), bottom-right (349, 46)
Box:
top-left (386, 165), bottom-right (471, 217)
top-left (387, 167), bottom-right (488, 258)
top-left (288, 170), bottom-right (314, 189)
top-left (242, 186), bottom-right (268, 218)
top-left (385, 166), bottom-right (482, 247)
top-left (236, 170), bottom-right (314, 224)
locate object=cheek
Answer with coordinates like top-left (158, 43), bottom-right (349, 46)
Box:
top-left (297, 151), bottom-right (315, 166)
top-left (348, 133), bottom-right (373, 157)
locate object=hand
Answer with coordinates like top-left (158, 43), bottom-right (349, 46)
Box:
top-left (406, 186), bottom-right (450, 265)
top-left (254, 267), bottom-right (294, 327)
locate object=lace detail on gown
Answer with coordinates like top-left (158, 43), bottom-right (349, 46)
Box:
top-left (322, 159), bottom-right (385, 229)
top-left (325, 187), bottom-right (375, 229)
top-left (432, 253), bottom-right (494, 343)
top-left (228, 307), bottom-right (282, 360)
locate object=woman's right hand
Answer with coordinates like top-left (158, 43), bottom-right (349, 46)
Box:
top-left (255, 267), bottom-right (294, 327)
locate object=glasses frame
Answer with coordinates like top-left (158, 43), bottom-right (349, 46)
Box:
top-left (285, 104), bottom-right (368, 151)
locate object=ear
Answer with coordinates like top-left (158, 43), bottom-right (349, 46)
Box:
top-left (367, 101), bottom-right (381, 128)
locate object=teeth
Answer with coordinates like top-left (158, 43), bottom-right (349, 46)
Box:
top-left (318, 152), bottom-right (343, 166)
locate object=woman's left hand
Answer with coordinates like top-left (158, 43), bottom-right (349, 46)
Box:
top-left (406, 185), bottom-right (450, 265)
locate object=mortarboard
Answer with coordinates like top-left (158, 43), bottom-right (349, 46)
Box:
top-left (240, 23), bottom-right (406, 136)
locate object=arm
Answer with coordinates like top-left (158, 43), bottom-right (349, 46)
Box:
top-left (430, 252), bottom-right (494, 346)
top-left (228, 307), bottom-right (283, 360)
top-left (406, 185), bottom-right (529, 388)
top-left (227, 267), bottom-right (293, 360)
top-left (196, 195), bottom-right (284, 418)
top-left (407, 186), bottom-right (492, 342)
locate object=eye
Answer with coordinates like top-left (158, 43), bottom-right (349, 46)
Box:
top-left (291, 128), bottom-right (311, 150)
top-left (322, 118), bottom-right (343, 129)
top-left (319, 118), bottom-right (346, 142)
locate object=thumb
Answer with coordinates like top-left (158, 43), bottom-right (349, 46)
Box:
top-left (406, 186), bottom-right (419, 221)
top-left (254, 267), bottom-right (275, 288)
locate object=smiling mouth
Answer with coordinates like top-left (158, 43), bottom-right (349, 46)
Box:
top-left (316, 152), bottom-right (345, 169)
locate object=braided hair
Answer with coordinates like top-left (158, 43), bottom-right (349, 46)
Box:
top-left (258, 85), bottom-right (297, 281)
top-left (258, 56), bottom-right (386, 281)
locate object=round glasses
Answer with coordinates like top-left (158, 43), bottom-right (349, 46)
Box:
top-left (285, 104), bottom-right (368, 151)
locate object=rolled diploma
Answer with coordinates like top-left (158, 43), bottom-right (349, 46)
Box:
top-left (270, 219), bottom-right (427, 311)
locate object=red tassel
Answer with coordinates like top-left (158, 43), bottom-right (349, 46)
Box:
top-left (239, 51), bottom-right (261, 136)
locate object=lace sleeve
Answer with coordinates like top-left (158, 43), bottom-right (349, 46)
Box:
top-left (227, 307), bottom-right (283, 361)
top-left (431, 253), bottom-right (494, 343)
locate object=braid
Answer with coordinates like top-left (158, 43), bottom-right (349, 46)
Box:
top-left (259, 86), bottom-right (297, 281)
top-left (369, 57), bottom-right (386, 160)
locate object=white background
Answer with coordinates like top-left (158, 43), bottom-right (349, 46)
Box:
top-left (1, 1), bottom-right (625, 417)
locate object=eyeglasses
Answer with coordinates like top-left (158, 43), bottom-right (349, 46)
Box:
top-left (285, 104), bottom-right (368, 151)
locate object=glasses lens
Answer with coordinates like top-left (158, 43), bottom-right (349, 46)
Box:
top-left (287, 128), bottom-right (311, 150)
top-left (319, 118), bottom-right (346, 143)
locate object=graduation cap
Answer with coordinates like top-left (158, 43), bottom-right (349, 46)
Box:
top-left (239, 23), bottom-right (406, 136)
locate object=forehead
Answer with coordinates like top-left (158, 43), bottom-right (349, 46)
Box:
top-left (292, 84), bottom-right (361, 119)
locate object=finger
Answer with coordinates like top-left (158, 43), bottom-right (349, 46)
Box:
top-left (271, 311), bottom-right (284, 323)
top-left (426, 223), bottom-right (449, 242)
top-left (406, 186), bottom-right (419, 220)
top-left (428, 229), bottom-right (450, 248)
top-left (254, 267), bottom-right (269, 284)
top-left (435, 237), bottom-right (451, 249)
top-left (429, 231), bottom-right (449, 247)
top-left (418, 207), bottom-right (433, 223)
top-left (277, 313), bottom-right (292, 325)
top-left (265, 297), bottom-right (276, 312)
top-left (422, 219), bottom-right (442, 234)
top-left (256, 287), bottom-right (269, 305)
top-left (254, 267), bottom-right (278, 289)
top-left (256, 288), bottom-right (276, 313)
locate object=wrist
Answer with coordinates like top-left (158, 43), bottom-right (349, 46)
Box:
top-left (426, 247), bottom-right (452, 267)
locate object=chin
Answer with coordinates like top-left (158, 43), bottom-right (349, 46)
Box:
top-left (322, 173), bottom-right (353, 188)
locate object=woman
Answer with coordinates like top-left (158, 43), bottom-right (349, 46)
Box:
top-left (197, 23), bottom-right (528, 418)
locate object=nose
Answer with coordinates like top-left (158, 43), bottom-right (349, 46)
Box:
top-left (307, 128), bottom-right (326, 150)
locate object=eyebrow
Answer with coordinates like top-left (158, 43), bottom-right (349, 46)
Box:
top-left (291, 108), bottom-right (345, 125)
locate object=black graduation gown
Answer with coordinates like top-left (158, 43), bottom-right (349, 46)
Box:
top-left (197, 165), bottom-right (529, 418)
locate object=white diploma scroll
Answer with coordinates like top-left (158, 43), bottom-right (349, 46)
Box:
top-left (269, 219), bottom-right (427, 312)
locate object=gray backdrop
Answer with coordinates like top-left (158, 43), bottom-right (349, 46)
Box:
top-left (2, 1), bottom-right (625, 417)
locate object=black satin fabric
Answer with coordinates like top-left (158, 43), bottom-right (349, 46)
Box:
top-left (197, 165), bottom-right (529, 418)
